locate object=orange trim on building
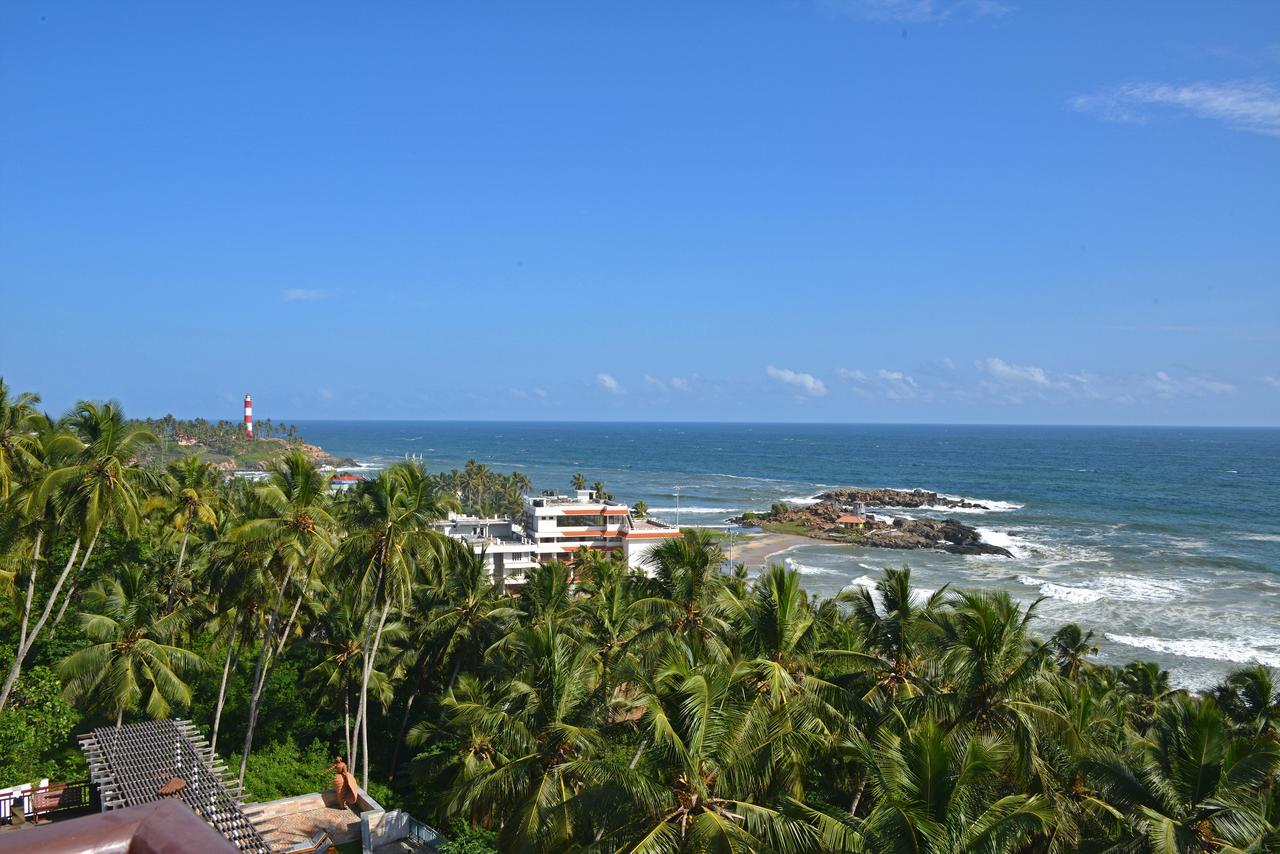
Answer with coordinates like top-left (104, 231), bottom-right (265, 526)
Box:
top-left (623, 531), bottom-right (683, 540)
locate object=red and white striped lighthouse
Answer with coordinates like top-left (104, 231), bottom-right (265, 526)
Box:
top-left (244, 393), bottom-right (254, 438)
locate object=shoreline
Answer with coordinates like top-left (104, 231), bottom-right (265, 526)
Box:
top-left (725, 531), bottom-right (820, 568)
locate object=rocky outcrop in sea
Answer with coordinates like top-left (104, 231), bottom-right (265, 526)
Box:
top-left (732, 488), bottom-right (1013, 557)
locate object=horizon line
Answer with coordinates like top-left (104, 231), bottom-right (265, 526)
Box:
top-left (135, 415), bottom-right (1280, 430)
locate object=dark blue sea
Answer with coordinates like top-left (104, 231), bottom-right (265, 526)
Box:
top-left (294, 421), bottom-right (1280, 688)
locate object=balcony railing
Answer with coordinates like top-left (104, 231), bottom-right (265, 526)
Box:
top-left (0, 780), bottom-right (95, 824)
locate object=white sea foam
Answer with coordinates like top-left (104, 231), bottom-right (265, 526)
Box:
top-left (783, 557), bottom-right (841, 576)
top-left (649, 506), bottom-right (739, 515)
top-left (1018, 574), bottom-right (1188, 604)
top-left (1017, 577), bottom-right (1104, 604)
top-left (782, 496), bottom-right (821, 505)
top-left (932, 494), bottom-right (1025, 513)
top-left (1242, 533), bottom-right (1280, 543)
top-left (974, 528), bottom-right (1034, 559)
top-left (1105, 634), bottom-right (1280, 668)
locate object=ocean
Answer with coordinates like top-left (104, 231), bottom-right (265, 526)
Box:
top-left (295, 421), bottom-right (1280, 689)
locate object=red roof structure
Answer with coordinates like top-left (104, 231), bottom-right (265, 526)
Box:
top-left (836, 515), bottom-right (865, 525)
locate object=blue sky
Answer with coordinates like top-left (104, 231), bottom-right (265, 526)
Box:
top-left (2, 1), bottom-right (1278, 425)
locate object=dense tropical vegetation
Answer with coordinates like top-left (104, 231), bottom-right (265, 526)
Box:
top-left (2, 379), bottom-right (1278, 852)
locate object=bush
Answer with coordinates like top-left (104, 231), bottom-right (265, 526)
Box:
top-left (439, 819), bottom-right (498, 853)
top-left (0, 666), bottom-right (81, 788)
top-left (233, 737), bottom-right (333, 801)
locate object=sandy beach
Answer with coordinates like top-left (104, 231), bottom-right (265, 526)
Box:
top-left (723, 531), bottom-right (819, 568)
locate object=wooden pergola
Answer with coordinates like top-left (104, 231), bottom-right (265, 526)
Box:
top-left (78, 718), bottom-right (269, 853)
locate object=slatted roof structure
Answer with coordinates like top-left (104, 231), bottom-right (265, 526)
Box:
top-left (78, 718), bottom-right (269, 853)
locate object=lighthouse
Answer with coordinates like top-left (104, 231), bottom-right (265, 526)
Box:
top-left (244, 393), bottom-right (254, 439)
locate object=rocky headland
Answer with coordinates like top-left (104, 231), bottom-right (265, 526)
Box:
top-left (733, 487), bottom-right (1014, 557)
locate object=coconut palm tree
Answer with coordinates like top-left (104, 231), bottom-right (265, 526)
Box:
top-left (146, 455), bottom-right (221, 612)
top-left (571, 472), bottom-right (587, 492)
top-left (1213, 665), bottom-right (1280, 739)
top-left (445, 620), bottom-right (603, 852)
top-left (0, 415), bottom-right (80, 711)
top-left (0, 378), bottom-right (40, 500)
top-left (634, 529), bottom-right (729, 658)
top-left (2, 402), bottom-right (156, 710)
top-left (57, 564), bottom-right (205, 726)
top-left (839, 566), bottom-right (946, 704)
top-left (601, 655), bottom-right (822, 853)
top-left (230, 450), bottom-right (336, 785)
top-left (386, 539), bottom-right (516, 780)
top-left (1050, 623), bottom-right (1099, 680)
top-left (1083, 694), bottom-right (1280, 852)
top-left (338, 460), bottom-right (456, 789)
top-left (805, 719), bottom-right (1054, 853)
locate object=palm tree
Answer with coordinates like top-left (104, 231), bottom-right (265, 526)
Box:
top-left (931, 590), bottom-right (1054, 783)
top-left (1050, 623), bottom-right (1099, 680)
top-left (0, 378), bottom-right (40, 500)
top-left (146, 455), bottom-right (221, 612)
top-left (57, 564), bottom-right (204, 727)
top-left (839, 566), bottom-right (945, 704)
top-left (0, 415), bottom-right (79, 711)
top-left (1, 402), bottom-right (157, 710)
top-left (1213, 665), bottom-right (1280, 739)
top-left (387, 540), bottom-right (516, 780)
top-left (445, 620), bottom-right (603, 852)
top-left (1083, 694), bottom-right (1280, 851)
top-left (602, 656), bottom-right (822, 852)
top-left (805, 719), bottom-right (1054, 852)
top-left (571, 472), bottom-right (587, 492)
top-left (338, 460), bottom-right (455, 789)
top-left (42, 401), bottom-right (160, 620)
top-left (634, 529), bottom-right (729, 657)
top-left (230, 450), bottom-right (336, 785)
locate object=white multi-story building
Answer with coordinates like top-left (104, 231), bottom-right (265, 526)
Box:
top-left (522, 489), bottom-right (682, 569)
top-left (434, 489), bottom-right (682, 587)
top-left (431, 514), bottom-right (541, 588)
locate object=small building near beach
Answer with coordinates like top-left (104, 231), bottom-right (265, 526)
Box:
top-left (836, 514), bottom-right (866, 530)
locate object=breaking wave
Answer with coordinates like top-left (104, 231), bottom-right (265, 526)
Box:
top-left (1105, 634), bottom-right (1280, 668)
top-left (1018, 574), bottom-right (1188, 604)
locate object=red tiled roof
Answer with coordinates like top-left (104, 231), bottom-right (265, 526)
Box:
top-left (836, 515), bottom-right (864, 524)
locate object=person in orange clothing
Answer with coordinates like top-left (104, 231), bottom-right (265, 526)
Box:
top-left (326, 755), bottom-right (359, 809)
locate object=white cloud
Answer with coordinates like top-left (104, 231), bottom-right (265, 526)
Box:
top-left (596, 373), bottom-right (624, 394)
top-left (830, 0), bottom-right (1010, 23)
top-left (645, 375), bottom-right (692, 393)
top-left (767, 366), bottom-right (827, 397)
top-left (643, 375), bottom-right (667, 392)
top-left (319, 387), bottom-right (334, 401)
top-left (1071, 81), bottom-right (1280, 138)
top-left (1262, 375), bottom-right (1280, 389)
top-left (670, 377), bottom-right (690, 392)
top-left (1147, 371), bottom-right (1236, 398)
top-left (977, 357), bottom-right (1054, 387)
top-left (534, 388), bottom-right (548, 398)
top-left (282, 288), bottom-right (330, 301)
top-left (839, 367), bottom-right (929, 400)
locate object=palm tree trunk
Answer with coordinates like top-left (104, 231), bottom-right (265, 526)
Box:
top-left (0, 534), bottom-right (80, 712)
top-left (344, 687), bottom-right (352, 761)
top-left (210, 618), bottom-right (242, 754)
top-left (50, 530), bottom-right (100, 638)
top-left (238, 564), bottom-right (294, 786)
top-left (353, 602), bottom-right (391, 792)
top-left (166, 524), bottom-right (192, 613)
top-left (347, 603), bottom-right (377, 776)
